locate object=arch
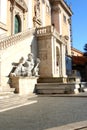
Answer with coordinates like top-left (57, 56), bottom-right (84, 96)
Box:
top-left (14, 15), bottom-right (21, 34)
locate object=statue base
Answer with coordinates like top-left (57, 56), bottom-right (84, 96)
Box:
top-left (11, 76), bottom-right (38, 95)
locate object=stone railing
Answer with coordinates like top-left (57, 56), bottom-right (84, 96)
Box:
top-left (0, 28), bottom-right (35, 50)
top-left (36, 26), bottom-right (53, 35)
top-left (36, 25), bottom-right (66, 44)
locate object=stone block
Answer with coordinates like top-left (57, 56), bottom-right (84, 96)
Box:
top-left (11, 76), bottom-right (38, 95)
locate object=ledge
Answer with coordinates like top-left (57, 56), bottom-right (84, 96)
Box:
top-left (0, 22), bottom-right (7, 31)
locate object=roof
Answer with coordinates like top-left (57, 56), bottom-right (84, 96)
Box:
top-left (71, 47), bottom-right (83, 56)
top-left (72, 56), bottom-right (87, 65)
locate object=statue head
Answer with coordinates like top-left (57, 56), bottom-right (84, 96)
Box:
top-left (27, 53), bottom-right (33, 61)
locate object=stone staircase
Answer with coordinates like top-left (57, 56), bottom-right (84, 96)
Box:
top-left (0, 84), bottom-right (15, 97)
top-left (36, 83), bottom-right (66, 94)
top-left (0, 28), bottom-right (37, 94)
top-left (37, 77), bottom-right (67, 83)
top-left (35, 77), bottom-right (81, 94)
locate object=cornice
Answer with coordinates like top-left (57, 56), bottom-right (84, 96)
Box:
top-left (16, 0), bottom-right (28, 12)
top-left (51, 6), bottom-right (61, 13)
top-left (49, 0), bottom-right (72, 16)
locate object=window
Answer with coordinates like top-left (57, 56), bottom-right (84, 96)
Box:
top-left (63, 14), bottom-right (66, 23)
top-left (14, 15), bottom-right (21, 34)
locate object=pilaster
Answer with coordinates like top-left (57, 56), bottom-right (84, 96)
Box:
top-left (60, 43), bottom-right (67, 77)
top-left (0, 51), bottom-right (2, 90)
top-left (10, 1), bottom-right (15, 35)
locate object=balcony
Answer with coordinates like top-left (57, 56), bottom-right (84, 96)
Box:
top-left (36, 25), bottom-right (67, 44)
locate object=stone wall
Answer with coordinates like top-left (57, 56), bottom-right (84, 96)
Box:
top-left (0, 31), bottom-right (37, 87)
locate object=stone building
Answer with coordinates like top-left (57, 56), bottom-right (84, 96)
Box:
top-left (71, 47), bottom-right (87, 82)
top-left (0, 0), bottom-right (72, 93)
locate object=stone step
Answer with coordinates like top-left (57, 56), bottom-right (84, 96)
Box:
top-left (36, 82), bottom-right (71, 86)
top-left (36, 83), bottom-right (81, 94)
top-left (36, 83), bottom-right (66, 94)
top-left (37, 77), bottom-right (67, 83)
top-left (0, 84), bottom-right (15, 98)
top-left (0, 87), bottom-right (15, 97)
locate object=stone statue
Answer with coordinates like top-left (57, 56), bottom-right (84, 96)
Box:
top-left (10, 57), bottom-right (25, 76)
top-left (10, 53), bottom-right (40, 77)
top-left (23, 53), bottom-right (34, 76)
top-left (33, 58), bottom-right (40, 77)
top-left (34, 0), bottom-right (40, 18)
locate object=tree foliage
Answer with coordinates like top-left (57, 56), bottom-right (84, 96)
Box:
top-left (84, 43), bottom-right (87, 56)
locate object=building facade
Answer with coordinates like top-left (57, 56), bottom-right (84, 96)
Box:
top-left (0, 0), bottom-right (72, 92)
top-left (71, 47), bottom-right (87, 82)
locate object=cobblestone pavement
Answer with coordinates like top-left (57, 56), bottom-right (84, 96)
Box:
top-left (0, 96), bottom-right (87, 130)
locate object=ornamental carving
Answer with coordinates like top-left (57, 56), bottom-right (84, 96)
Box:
top-left (10, 53), bottom-right (40, 77)
top-left (33, 0), bottom-right (42, 27)
top-left (34, 0), bottom-right (40, 18)
top-left (64, 35), bottom-right (69, 40)
top-left (11, 0), bottom-right (28, 12)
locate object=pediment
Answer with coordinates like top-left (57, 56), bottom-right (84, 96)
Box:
top-left (15, 0), bottom-right (28, 12)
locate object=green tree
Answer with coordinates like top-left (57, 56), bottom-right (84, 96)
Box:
top-left (84, 43), bottom-right (87, 56)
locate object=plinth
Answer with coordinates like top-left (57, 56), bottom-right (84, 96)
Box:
top-left (11, 76), bottom-right (38, 95)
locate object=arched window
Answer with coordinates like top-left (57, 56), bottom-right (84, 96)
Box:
top-left (14, 15), bottom-right (21, 34)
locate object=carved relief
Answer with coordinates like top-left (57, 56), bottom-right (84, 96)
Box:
top-left (39, 51), bottom-right (47, 60)
top-left (15, 0), bottom-right (28, 12)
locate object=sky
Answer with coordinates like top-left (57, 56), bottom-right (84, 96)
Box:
top-left (67, 0), bottom-right (87, 52)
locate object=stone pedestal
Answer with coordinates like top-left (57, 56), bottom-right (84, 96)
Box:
top-left (68, 76), bottom-right (81, 83)
top-left (68, 70), bottom-right (81, 83)
top-left (36, 26), bottom-right (67, 78)
top-left (11, 76), bottom-right (38, 95)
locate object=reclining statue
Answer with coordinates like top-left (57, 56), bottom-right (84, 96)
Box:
top-left (10, 53), bottom-right (40, 77)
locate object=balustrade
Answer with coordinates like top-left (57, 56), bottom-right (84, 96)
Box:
top-left (36, 26), bottom-right (52, 35)
top-left (0, 28), bottom-right (35, 50)
top-left (0, 26), bottom-right (67, 50)
top-left (36, 25), bottom-right (66, 44)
